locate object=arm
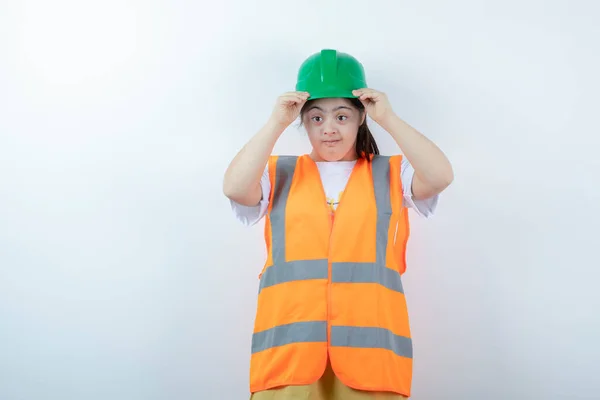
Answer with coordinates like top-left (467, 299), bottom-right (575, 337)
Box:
top-left (353, 88), bottom-right (454, 200)
top-left (222, 120), bottom-right (284, 206)
top-left (223, 91), bottom-right (310, 206)
top-left (380, 114), bottom-right (453, 200)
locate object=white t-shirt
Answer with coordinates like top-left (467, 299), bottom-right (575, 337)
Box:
top-left (230, 157), bottom-right (438, 226)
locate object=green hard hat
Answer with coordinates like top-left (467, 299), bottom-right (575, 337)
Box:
top-left (295, 49), bottom-right (367, 100)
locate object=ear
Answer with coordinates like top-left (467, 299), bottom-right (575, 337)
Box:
top-left (360, 111), bottom-right (367, 125)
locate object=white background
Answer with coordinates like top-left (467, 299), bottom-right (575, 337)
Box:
top-left (1, 1), bottom-right (599, 399)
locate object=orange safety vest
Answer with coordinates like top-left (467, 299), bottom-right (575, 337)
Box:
top-left (249, 154), bottom-right (413, 397)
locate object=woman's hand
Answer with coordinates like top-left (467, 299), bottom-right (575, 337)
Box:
top-left (352, 88), bottom-right (395, 125)
top-left (269, 91), bottom-right (310, 129)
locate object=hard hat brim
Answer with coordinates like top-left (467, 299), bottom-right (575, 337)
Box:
top-left (306, 89), bottom-right (358, 101)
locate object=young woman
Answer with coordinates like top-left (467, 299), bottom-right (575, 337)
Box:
top-left (223, 49), bottom-right (453, 400)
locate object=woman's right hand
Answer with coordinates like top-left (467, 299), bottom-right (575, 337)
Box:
top-left (269, 91), bottom-right (310, 128)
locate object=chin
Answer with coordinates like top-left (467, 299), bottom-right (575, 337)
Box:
top-left (318, 147), bottom-right (351, 162)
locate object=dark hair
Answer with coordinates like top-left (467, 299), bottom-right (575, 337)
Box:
top-left (299, 98), bottom-right (379, 161)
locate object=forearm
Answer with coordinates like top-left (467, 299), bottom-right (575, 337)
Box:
top-left (223, 119), bottom-right (285, 206)
top-left (379, 113), bottom-right (454, 191)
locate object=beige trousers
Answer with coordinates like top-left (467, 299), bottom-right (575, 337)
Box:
top-left (250, 361), bottom-right (408, 400)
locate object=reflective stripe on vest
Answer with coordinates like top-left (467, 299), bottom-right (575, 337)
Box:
top-left (249, 154), bottom-right (412, 396)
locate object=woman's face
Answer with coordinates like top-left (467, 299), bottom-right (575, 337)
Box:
top-left (302, 98), bottom-right (364, 162)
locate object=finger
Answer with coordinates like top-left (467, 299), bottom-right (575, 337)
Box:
top-left (359, 92), bottom-right (380, 102)
top-left (283, 92), bottom-right (310, 102)
top-left (283, 91), bottom-right (310, 100)
top-left (282, 97), bottom-right (307, 108)
top-left (281, 94), bottom-right (307, 105)
top-left (353, 89), bottom-right (371, 97)
top-left (353, 88), bottom-right (374, 95)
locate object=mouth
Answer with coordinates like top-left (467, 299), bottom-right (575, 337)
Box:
top-left (323, 139), bottom-right (341, 147)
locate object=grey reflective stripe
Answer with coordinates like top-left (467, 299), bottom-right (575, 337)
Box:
top-left (251, 321), bottom-right (327, 354)
top-left (372, 155), bottom-right (392, 265)
top-left (331, 326), bottom-right (413, 359)
top-left (270, 156), bottom-right (298, 266)
top-left (331, 262), bottom-right (404, 293)
top-left (259, 259), bottom-right (328, 292)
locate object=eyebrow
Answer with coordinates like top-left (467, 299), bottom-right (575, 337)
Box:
top-left (308, 105), bottom-right (353, 112)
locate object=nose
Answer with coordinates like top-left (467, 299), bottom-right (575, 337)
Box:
top-left (322, 119), bottom-right (337, 135)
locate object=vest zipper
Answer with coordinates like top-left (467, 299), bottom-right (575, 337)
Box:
top-left (327, 210), bottom-right (334, 348)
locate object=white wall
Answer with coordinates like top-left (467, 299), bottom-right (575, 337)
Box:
top-left (1, 1), bottom-right (599, 399)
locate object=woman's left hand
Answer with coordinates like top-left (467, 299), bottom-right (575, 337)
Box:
top-left (352, 88), bottom-right (395, 124)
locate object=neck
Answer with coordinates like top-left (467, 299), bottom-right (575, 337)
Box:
top-left (309, 149), bottom-right (358, 162)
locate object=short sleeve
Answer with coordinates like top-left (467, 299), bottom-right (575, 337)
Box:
top-left (400, 157), bottom-right (439, 218)
top-left (229, 164), bottom-right (271, 226)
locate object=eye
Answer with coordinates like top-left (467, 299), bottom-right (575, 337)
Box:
top-left (337, 115), bottom-right (348, 121)
top-left (311, 116), bottom-right (322, 122)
